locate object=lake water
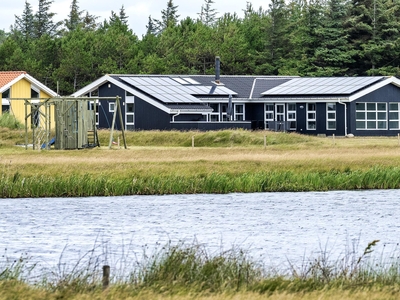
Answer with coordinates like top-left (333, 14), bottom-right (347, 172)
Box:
top-left (1, 190), bottom-right (399, 279)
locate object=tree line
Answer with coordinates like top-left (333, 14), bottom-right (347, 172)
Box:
top-left (0, 0), bottom-right (399, 95)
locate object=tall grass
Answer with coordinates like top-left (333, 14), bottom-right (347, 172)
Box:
top-left (0, 112), bottom-right (23, 129)
top-left (1, 241), bottom-right (400, 299)
top-left (1, 166), bottom-right (400, 197)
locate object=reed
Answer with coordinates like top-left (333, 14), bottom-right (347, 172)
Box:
top-left (2, 166), bottom-right (400, 197)
top-left (1, 241), bottom-right (400, 299)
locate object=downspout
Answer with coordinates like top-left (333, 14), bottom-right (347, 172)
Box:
top-left (172, 110), bottom-right (180, 122)
top-left (338, 100), bottom-right (347, 136)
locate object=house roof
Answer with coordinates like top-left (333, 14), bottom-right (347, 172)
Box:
top-left (72, 74), bottom-right (400, 108)
top-left (0, 71), bottom-right (58, 97)
top-left (0, 71), bottom-right (27, 89)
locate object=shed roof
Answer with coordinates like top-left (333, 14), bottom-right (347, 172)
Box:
top-left (0, 71), bottom-right (58, 97)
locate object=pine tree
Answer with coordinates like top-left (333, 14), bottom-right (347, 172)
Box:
top-left (13, 0), bottom-right (35, 41)
top-left (145, 15), bottom-right (158, 35)
top-left (119, 5), bottom-right (129, 26)
top-left (34, 0), bottom-right (62, 38)
top-left (312, 0), bottom-right (354, 75)
top-left (65, 0), bottom-right (84, 31)
top-left (153, 0), bottom-right (180, 33)
top-left (199, 0), bottom-right (218, 26)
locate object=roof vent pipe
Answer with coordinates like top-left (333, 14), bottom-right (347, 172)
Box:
top-left (215, 56), bottom-right (220, 84)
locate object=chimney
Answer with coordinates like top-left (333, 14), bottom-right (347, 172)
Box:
top-left (215, 56), bottom-right (220, 84)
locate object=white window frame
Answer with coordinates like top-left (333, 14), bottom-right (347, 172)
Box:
top-left (389, 103), bottom-right (400, 130)
top-left (307, 103), bottom-right (316, 130)
top-left (287, 103), bottom-right (296, 130)
top-left (234, 104), bottom-right (244, 121)
top-left (109, 102), bottom-right (115, 113)
top-left (1, 88), bottom-right (11, 112)
top-left (326, 103), bottom-right (336, 130)
top-left (125, 95), bottom-right (135, 129)
top-left (356, 102), bottom-right (387, 130)
top-left (265, 104), bottom-right (274, 129)
top-left (89, 100), bottom-right (99, 126)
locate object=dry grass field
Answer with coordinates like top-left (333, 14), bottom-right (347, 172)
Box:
top-left (2, 128), bottom-right (400, 179)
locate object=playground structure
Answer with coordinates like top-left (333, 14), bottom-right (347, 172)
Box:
top-left (11, 96), bottom-right (126, 150)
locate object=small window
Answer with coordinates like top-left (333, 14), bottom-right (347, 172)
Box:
top-left (326, 103), bottom-right (336, 130)
top-left (307, 103), bottom-right (316, 130)
top-left (109, 102), bottom-right (115, 112)
top-left (389, 103), bottom-right (400, 130)
top-left (2, 88), bottom-right (10, 98)
top-left (126, 103), bottom-right (134, 113)
top-left (31, 88), bottom-right (39, 98)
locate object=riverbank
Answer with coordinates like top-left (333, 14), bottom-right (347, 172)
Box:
top-left (1, 241), bottom-right (399, 300)
top-left (1, 129), bottom-right (400, 197)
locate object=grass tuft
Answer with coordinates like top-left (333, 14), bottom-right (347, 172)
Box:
top-left (0, 112), bottom-right (23, 130)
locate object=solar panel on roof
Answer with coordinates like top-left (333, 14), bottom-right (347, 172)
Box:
top-left (151, 77), bottom-right (167, 85)
top-left (121, 77), bottom-right (140, 86)
top-left (183, 77), bottom-right (200, 84)
top-left (172, 77), bottom-right (188, 85)
top-left (161, 77), bottom-right (181, 86)
top-left (262, 77), bottom-right (384, 95)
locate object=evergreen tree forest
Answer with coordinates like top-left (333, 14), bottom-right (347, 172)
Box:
top-left (1, 0), bottom-right (400, 95)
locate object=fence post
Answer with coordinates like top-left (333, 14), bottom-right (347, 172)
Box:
top-left (333, 134), bottom-right (335, 145)
top-left (192, 136), bottom-right (195, 148)
top-left (264, 134), bottom-right (267, 149)
top-left (103, 265), bottom-right (110, 290)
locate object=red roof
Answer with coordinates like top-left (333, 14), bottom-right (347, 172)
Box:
top-left (0, 71), bottom-right (27, 88)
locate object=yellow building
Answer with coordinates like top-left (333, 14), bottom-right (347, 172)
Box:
top-left (0, 71), bottom-right (58, 129)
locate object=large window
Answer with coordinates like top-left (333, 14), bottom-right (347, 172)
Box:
top-left (307, 103), bottom-right (316, 130)
top-left (326, 103), bottom-right (336, 130)
top-left (389, 103), bottom-right (400, 130)
top-left (356, 102), bottom-right (387, 130)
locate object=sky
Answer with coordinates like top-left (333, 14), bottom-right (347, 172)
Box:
top-left (1, 0), bottom-right (269, 37)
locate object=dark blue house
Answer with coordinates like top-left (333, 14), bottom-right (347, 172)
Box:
top-left (72, 74), bottom-right (400, 136)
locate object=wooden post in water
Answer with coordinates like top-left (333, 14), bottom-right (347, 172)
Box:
top-left (103, 265), bottom-right (110, 290)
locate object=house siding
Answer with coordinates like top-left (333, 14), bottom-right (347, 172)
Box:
top-left (9, 79), bottom-right (31, 125)
top-left (98, 83), bottom-right (125, 129)
top-left (135, 96), bottom-right (170, 130)
top-left (245, 103), bottom-right (265, 130)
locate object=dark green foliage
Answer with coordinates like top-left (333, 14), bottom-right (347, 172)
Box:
top-left (3, 0), bottom-right (400, 94)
